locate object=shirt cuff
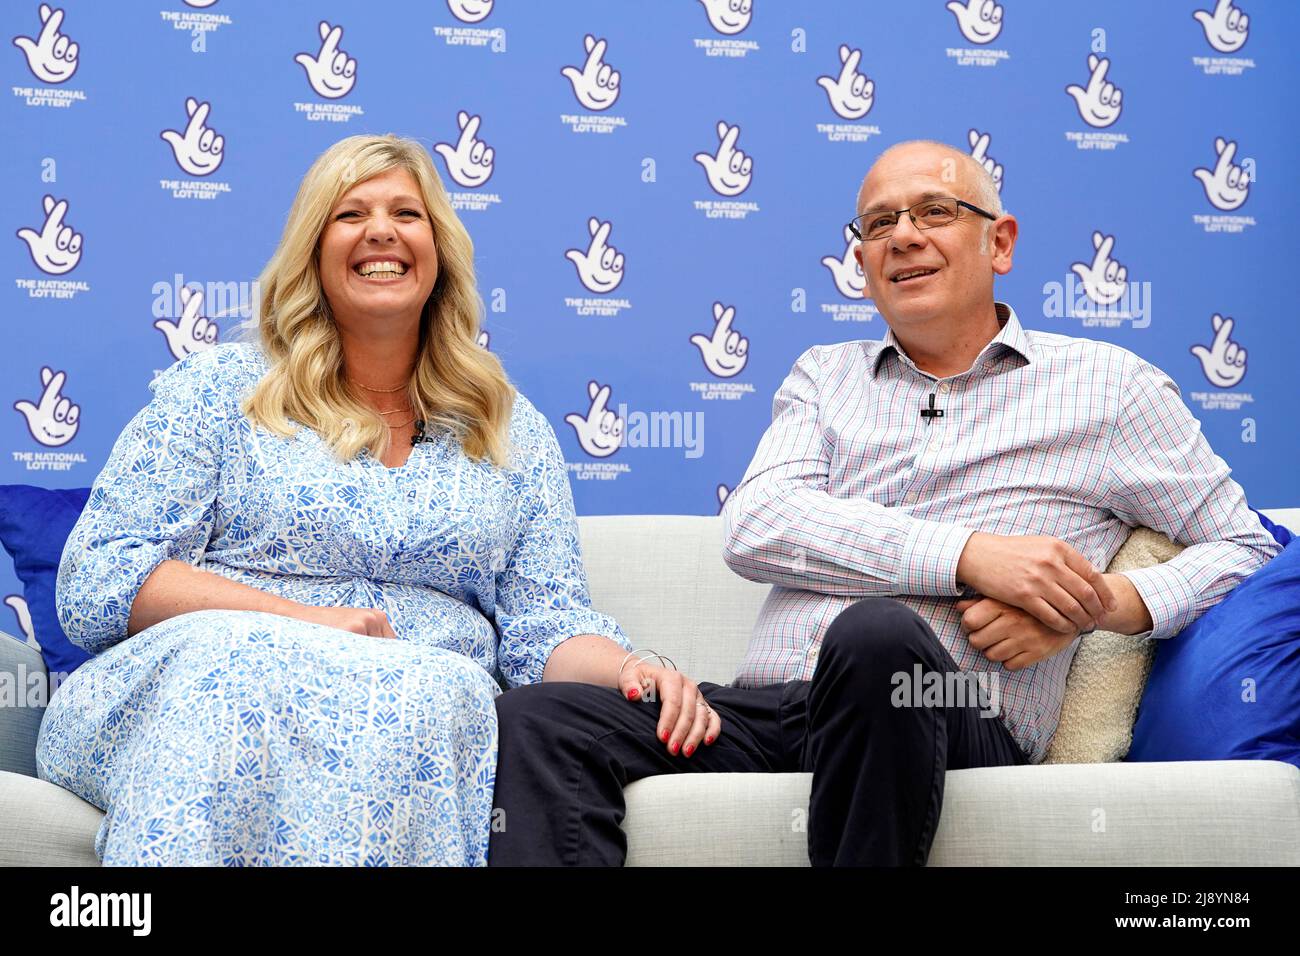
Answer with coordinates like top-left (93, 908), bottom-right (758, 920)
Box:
top-left (899, 519), bottom-right (976, 597)
top-left (1117, 563), bottom-right (1197, 640)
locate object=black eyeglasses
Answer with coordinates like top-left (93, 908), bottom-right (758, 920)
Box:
top-left (849, 197), bottom-right (997, 241)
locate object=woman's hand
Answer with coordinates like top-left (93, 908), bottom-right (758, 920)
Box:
top-left (543, 636), bottom-right (725, 757)
top-left (293, 604), bottom-right (397, 638)
top-left (618, 662), bottom-right (722, 758)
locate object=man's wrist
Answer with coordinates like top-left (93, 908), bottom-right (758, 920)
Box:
top-left (1097, 572), bottom-right (1154, 635)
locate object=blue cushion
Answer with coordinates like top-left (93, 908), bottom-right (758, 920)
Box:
top-left (1128, 537), bottom-right (1300, 769)
top-left (1251, 507), bottom-right (1294, 548)
top-left (0, 485), bottom-right (92, 678)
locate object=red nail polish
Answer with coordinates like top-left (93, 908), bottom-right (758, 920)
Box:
top-left (684, 745), bottom-right (695, 757)
top-left (627, 687), bottom-right (639, 700)
top-left (661, 730), bottom-right (669, 742)
top-left (670, 741), bottom-right (679, 755)
top-left (705, 736), bottom-right (714, 745)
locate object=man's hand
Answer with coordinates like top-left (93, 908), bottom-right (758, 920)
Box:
top-left (955, 596), bottom-right (1080, 671)
top-left (956, 532), bottom-right (1118, 633)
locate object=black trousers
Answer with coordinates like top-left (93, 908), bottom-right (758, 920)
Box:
top-left (488, 598), bottom-right (1028, 866)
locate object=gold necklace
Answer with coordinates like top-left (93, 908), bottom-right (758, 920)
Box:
top-left (385, 417), bottom-right (417, 429)
top-left (348, 377), bottom-right (407, 393)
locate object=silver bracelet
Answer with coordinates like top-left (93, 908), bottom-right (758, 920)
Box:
top-left (617, 649), bottom-right (677, 686)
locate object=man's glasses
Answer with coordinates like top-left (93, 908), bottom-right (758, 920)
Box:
top-left (849, 197), bottom-right (997, 241)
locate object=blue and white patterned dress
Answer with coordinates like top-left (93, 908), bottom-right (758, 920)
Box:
top-left (36, 343), bottom-right (626, 866)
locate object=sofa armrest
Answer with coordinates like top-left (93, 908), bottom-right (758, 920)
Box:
top-left (0, 631), bottom-right (46, 777)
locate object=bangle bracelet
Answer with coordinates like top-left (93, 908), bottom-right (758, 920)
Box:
top-left (617, 649), bottom-right (677, 686)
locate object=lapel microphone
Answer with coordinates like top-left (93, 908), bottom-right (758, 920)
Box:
top-left (920, 393), bottom-right (945, 425)
top-left (411, 419), bottom-right (429, 446)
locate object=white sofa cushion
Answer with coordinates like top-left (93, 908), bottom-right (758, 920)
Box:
top-left (578, 515), bottom-right (767, 687)
top-left (622, 760), bottom-right (1300, 866)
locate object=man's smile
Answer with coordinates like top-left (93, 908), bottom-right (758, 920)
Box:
top-left (888, 266), bottom-right (940, 284)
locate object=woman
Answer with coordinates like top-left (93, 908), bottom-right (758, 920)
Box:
top-left (37, 134), bottom-right (720, 866)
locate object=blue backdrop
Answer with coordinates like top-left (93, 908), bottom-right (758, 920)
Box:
top-left (4, 0), bottom-right (1296, 636)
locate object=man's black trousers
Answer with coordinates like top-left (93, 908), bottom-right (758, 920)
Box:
top-left (488, 597), bottom-right (1028, 866)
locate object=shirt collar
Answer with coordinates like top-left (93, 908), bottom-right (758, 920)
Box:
top-left (871, 302), bottom-right (1036, 379)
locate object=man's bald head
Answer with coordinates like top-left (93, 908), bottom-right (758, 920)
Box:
top-left (850, 138), bottom-right (1019, 340)
top-left (856, 140), bottom-right (1003, 218)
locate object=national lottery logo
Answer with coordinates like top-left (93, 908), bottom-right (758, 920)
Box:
top-left (967, 129), bottom-right (1003, 192)
top-left (294, 21), bottom-right (356, 99)
top-left (13, 4), bottom-right (78, 83)
top-left (447, 0), bottom-right (494, 24)
top-left (1194, 0), bottom-right (1249, 54)
top-left (14, 366), bottom-right (80, 447)
top-left (185, 0), bottom-right (219, 7)
top-left (817, 45), bottom-right (875, 120)
top-left (1071, 232), bottom-right (1128, 307)
top-left (822, 225), bottom-right (866, 299)
top-left (16, 195), bottom-right (82, 275)
top-left (4, 595), bottom-right (39, 652)
top-left (1190, 313), bottom-right (1247, 388)
top-left (1065, 54), bottom-right (1123, 129)
top-left (946, 0), bottom-right (1004, 45)
top-left (690, 302), bottom-right (749, 378)
top-left (1193, 137), bottom-right (1250, 211)
top-left (155, 286), bottom-right (218, 361)
top-left (562, 35), bottom-right (621, 112)
top-left (434, 111), bottom-right (495, 188)
top-left (565, 218), bottom-right (624, 294)
top-left (161, 98), bottom-right (225, 176)
top-left (699, 0), bottom-right (752, 36)
top-left (565, 380), bottom-right (624, 458)
top-left (695, 121), bottom-right (752, 197)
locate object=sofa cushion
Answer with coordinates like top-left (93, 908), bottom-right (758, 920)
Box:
top-left (621, 761), bottom-right (1300, 866)
top-left (0, 485), bottom-right (91, 680)
top-left (1252, 507), bottom-right (1294, 547)
top-left (1128, 537), bottom-right (1300, 769)
top-left (0, 632), bottom-right (47, 776)
top-left (578, 515), bottom-right (769, 686)
top-left (1043, 527), bottom-right (1184, 764)
top-left (0, 771), bottom-right (103, 866)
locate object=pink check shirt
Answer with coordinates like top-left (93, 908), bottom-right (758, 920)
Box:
top-left (723, 303), bottom-right (1281, 761)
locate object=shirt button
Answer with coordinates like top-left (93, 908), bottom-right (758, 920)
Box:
top-left (937, 383), bottom-right (949, 394)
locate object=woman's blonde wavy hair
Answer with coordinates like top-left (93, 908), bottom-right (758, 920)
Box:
top-left (241, 134), bottom-right (513, 466)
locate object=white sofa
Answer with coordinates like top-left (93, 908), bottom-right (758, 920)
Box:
top-left (2, 512), bottom-right (1298, 866)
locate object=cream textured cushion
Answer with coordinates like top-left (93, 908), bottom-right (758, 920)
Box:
top-left (1043, 528), bottom-right (1185, 764)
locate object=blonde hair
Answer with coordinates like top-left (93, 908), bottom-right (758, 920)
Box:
top-left (241, 134), bottom-right (513, 466)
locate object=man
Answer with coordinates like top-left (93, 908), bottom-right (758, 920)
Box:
top-left (487, 140), bottom-right (1280, 866)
